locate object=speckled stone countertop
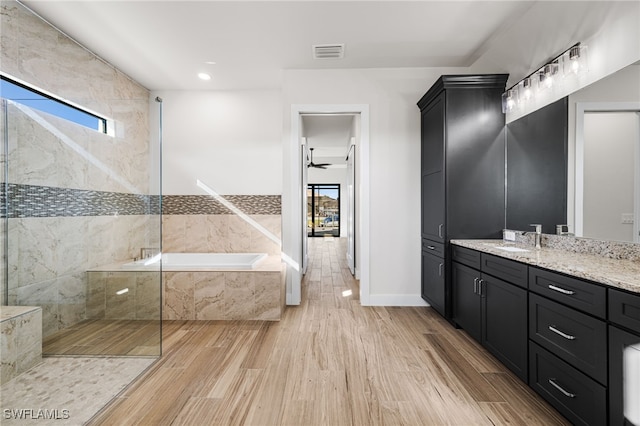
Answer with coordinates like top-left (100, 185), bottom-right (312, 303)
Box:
top-left (451, 239), bottom-right (640, 294)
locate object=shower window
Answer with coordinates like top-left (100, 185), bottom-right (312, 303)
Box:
top-left (0, 75), bottom-right (107, 133)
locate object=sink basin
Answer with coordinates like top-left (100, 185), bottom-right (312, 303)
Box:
top-left (494, 246), bottom-right (530, 253)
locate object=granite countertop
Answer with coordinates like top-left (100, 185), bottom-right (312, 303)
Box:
top-left (451, 239), bottom-right (640, 294)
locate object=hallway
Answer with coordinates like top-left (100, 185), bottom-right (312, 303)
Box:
top-left (90, 237), bottom-right (568, 425)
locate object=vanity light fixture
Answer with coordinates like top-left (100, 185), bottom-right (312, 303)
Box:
top-left (502, 42), bottom-right (587, 113)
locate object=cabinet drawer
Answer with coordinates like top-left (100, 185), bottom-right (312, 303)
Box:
top-left (609, 288), bottom-right (640, 334)
top-left (529, 342), bottom-right (607, 426)
top-left (529, 267), bottom-right (606, 319)
top-left (422, 239), bottom-right (445, 257)
top-left (451, 245), bottom-right (480, 269)
top-left (480, 253), bottom-right (527, 288)
top-left (529, 293), bottom-right (607, 384)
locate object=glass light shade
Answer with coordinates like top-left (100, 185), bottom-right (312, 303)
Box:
top-left (564, 45), bottom-right (588, 75)
top-left (519, 77), bottom-right (533, 102)
top-left (501, 88), bottom-right (518, 113)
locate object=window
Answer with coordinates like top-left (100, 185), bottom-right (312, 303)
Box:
top-left (307, 184), bottom-right (340, 237)
top-left (0, 75), bottom-right (107, 133)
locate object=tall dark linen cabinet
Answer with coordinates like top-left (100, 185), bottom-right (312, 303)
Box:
top-left (417, 75), bottom-right (508, 319)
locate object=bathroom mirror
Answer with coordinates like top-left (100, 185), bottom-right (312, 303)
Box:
top-left (569, 63), bottom-right (640, 244)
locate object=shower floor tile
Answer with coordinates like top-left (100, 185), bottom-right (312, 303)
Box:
top-left (0, 356), bottom-right (155, 425)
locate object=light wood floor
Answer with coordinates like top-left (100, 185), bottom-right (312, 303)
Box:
top-left (43, 319), bottom-right (161, 356)
top-left (89, 237), bottom-right (569, 425)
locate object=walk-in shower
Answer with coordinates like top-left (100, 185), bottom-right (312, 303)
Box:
top-left (0, 77), bottom-right (162, 422)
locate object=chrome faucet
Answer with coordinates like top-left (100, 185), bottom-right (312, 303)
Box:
top-left (529, 224), bottom-right (542, 249)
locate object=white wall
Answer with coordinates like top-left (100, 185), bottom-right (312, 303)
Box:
top-left (282, 67), bottom-right (465, 305)
top-left (153, 89), bottom-right (283, 195)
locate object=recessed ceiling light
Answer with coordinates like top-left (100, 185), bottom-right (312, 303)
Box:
top-left (204, 61), bottom-right (217, 65)
top-left (198, 73), bottom-right (211, 81)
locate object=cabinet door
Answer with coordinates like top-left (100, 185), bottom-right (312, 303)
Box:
top-left (422, 171), bottom-right (444, 241)
top-left (422, 251), bottom-right (445, 316)
top-left (421, 92), bottom-right (444, 175)
top-left (481, 273), bottom-right (528, 382)
top-left (452, 262), bottom-right (481, 342)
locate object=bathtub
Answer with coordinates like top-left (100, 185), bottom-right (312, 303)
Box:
top-left (121, 252), bottom-right (268, 270)
top-left (88, 251), bottom-right (284, 321)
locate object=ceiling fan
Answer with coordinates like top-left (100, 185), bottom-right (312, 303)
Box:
top-left (307, 147), bottom-right (332, 169)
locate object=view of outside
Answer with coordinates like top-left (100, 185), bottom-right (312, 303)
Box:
top-left (307, 184), bottom-right (340, 237)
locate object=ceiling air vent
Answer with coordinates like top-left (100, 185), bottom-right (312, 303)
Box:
top-left (313, 44), bottom-right (345, 60)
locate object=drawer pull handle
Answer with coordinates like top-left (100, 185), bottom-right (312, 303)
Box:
top-left (473, 278), bottom-right (479, 294)
top-left (438, 224), bottom-right (443, 239)
top-left (548, 284), bottom-right (575, 295)
top-left (548, 325), bottom-right (576, 340)
top-left (548, 378), bottom-right (576, 398)
top-left (427, 246), bottom-right (436, 250)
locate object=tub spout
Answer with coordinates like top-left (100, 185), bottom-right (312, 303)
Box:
top-left (140, 248), bottom-right (159, 259)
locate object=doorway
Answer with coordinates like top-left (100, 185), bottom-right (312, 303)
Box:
top-left (575, 102), bottom-right (640, 243)
top-left (307, 184), bottom-right (340, 237)
top-left (284, 104), bottom-right (370, 306)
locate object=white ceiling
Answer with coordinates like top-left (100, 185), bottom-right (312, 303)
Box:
top-left (21, 0), bottom-right (534, 91)
top-left (302, 114), bottom-right (354, 162)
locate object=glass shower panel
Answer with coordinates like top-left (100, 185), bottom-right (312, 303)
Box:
top-left (4, 96), bottom-right (161, 356)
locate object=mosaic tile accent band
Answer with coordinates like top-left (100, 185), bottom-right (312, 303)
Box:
top-left (2, 183), bottom-right (159, 218)
top-left (0, 184), bottom-right (281, 218)
top-left (162, 195), bottom-right (281, 215)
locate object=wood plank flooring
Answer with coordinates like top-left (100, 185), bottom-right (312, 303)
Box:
top-left (89, 237), bottom-right (569, 425)
top-left (42, 319), bottom-right (161, 356)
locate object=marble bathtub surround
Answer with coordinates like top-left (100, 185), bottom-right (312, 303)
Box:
top-left (163, 259), bottom-right (286, 321)
top-left (86, 271), bottom-right (161, 321)
top-left (163, 214), bottom-right (282, 256)
top-left (451, 239), bottom-right (640, 293)
top-left (0, 306), bottom-right (42, 385)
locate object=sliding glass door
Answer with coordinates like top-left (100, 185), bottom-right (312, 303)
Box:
top-left (307, 184), bottom-right (340, 237)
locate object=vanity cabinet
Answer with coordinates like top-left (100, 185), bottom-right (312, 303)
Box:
top-left (608, 288), bottom-right (640, 426)
top-left (417, 74), bottom-right (508, 319)
top-left (528, 266), bottom-right (608, 425)
top-left (452, 248), bottom-right (528, 381)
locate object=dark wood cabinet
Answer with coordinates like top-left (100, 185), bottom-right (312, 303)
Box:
top-left (422, 251), bottom-right (445, 315)
top-left (452, 262), bottom-right (482, 341)
top-left (417, 74), bottom-right (508, 318)
top-left (482, 272), bottom-right (528, 381)
top-left (452, 248), bottom-right (528, 381)
top-left (529, 341), bottom-right (607, 426)
top-left (452, 243), bottom-right (640, 425)
top-left (608, 289), bottom-right (640, 426)
top-left (529, 293), bottom-right (607, 384)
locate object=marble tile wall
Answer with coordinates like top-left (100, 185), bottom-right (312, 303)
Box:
top-left (86, 271), bottom-right (161, 321)
top-left (1, 2), bottom-right (159, 341)
top-left (162, 214), bottom-right (282, 256)
top-left (163, 269), bottom-right (285, 321)
top-left (0, 306), bottom-right (42, 385)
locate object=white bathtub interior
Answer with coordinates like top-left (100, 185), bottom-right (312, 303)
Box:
top-left (121, 252), bottom-right (268, 270)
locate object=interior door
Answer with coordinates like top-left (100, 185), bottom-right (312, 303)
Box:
top-left (346, 142), bottom-right (356, 275)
